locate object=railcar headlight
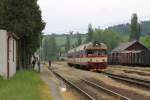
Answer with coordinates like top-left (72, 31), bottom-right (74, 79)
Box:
top-left (102, 59), bottom-right (105, 62)
top-left (90, 59), bottom-right (92, 62)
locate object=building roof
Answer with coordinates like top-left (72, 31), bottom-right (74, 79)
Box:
top-left (8, 32), bottom-right (20, 40)
top-left (112, 40), bottom-right (147, 52)
top-left (11, 33), bottom-right (20, 40)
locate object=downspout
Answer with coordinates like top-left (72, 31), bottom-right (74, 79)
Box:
top-left (7, 36), bottom-right (11, 79)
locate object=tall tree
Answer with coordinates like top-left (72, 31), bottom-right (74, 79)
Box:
top-left (141, 35), bottom-right (150, 48)
top-left (42, 35), bottom-right (57, 61)
top-left (93, 28), bottom-right (102, 42)
top-left (42, 38), bottom-right (49, 60)
top-left (65, 34), bottom-right (71, 52)
top-left (69, 31), bottom-right (73, 35)
top-left (86, 24), bottom-right (94, 42)
top-left (50, 34), bottom-right (57, 59)
top-left (93, 28), bottom-right (123, 50)
top-left (76, 32), bottom-right (82, 46)
top-left (129, 13), bottom-right (141, 41)
top-left (0, 0), bottom-right (45, 38)
top-left (0, 0), bottom-right (45, 68)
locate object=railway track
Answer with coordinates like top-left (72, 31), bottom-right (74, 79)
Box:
top-left (51, 69), bottom-right (130, 100)
top-left (104, 72), bottom-right (150, 88)
top-left (51, 70), bottom-right (96, 100)
top-left (82, 79), bottom-right (130, 100)
top-left (53, 62), bottom-right (150, 87)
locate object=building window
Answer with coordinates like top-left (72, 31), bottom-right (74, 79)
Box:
top-left (13, 39), bottom-right (14, 62)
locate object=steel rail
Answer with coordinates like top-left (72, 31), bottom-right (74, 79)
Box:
top-left (82, 79), bottom-right (131, 100)
top-left (104, 72), bottom-right (150, 87)
top-left (51, 70), bottom-right (96, 100)
top-left (51, 69), bottom-right (130, 100)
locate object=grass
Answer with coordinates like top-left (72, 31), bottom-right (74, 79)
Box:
top-left (0, 71), bottom-right (52, 100)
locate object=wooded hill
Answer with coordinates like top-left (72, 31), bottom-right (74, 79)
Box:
top-left (108, 21), bottom-right (150, 35)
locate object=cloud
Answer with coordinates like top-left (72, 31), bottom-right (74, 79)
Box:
top-left (38, 0), bottom-right (150, 34)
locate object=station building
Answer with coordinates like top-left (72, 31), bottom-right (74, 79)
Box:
top-left (0, 30), bottom-right (19, 79)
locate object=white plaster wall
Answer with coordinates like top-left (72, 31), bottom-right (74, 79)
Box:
top-left (0, 30), bottom-right (7, 78)
top-left (0, 30), bottom-right (17, 79)
top-left (9, 38), bottom-right (16, 78)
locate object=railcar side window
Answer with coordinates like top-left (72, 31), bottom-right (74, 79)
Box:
top-left (86, 50), bottom-right (107, 56)
top-left (86, 50), bottom-right (94, 56)
top-left (101, 50), bottom-right (107, 55)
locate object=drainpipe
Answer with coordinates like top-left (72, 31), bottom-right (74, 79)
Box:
top-left (7, 36), bottom-right (11, 79)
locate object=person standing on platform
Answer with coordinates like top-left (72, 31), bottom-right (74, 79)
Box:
top-left (32, 59), bottom-right (36, 69)
top-left (49, 60), bottom-right (51, 69)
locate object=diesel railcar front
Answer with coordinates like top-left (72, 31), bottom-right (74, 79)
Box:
top-left (67, 42), bottom-right (108, 71)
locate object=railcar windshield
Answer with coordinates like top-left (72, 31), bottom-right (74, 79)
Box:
top-left (86, 49), bottom-right (107, 56)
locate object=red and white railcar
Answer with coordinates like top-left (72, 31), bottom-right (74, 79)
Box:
top-left (67, 42), bottom-right (108, 71)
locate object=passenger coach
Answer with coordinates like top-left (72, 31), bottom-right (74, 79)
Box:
top-left (67, 42), bottom-right (108, 71)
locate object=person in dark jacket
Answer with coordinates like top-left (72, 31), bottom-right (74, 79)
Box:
top-left (32, 60), bottom-right (36, 69)
top-left (49, 60), bottom-right (51, 69)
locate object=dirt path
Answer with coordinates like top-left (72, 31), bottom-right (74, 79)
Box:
top-left (40, 65), bottom-right (63, 100)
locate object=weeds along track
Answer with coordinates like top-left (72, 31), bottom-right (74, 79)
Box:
top-left (51, 69), bottom-right (130, 100)
top-left (104, 72), bottom-right (150, 88)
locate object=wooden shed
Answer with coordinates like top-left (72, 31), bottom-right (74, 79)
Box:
top-left (109, 40), bottom-right (149, 65)
top-left (0, 30), bottom-right (19, 79)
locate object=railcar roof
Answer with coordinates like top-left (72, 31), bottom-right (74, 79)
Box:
top-left (68, 42), bottom-right (107, 53)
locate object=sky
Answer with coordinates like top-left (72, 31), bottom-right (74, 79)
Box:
top-left (38, 0), bottom-right (150, 34)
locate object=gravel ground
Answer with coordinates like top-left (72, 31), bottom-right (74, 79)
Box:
top-left (53, 66), bottom-right (118, 100)
top-left (76, 80), bottom-right (117, 100)
top-left (52, 62), bottom-right (150, 100)
top-left (61, 85), bottom-right (88, 100)
top-left (88, 78), bottom-right (150, 100)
